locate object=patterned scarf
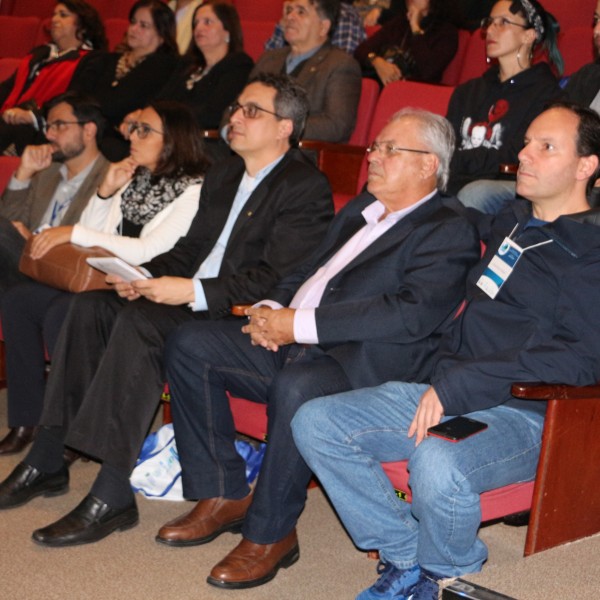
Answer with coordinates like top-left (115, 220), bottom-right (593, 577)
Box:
top-left (120, 167), bottom-right (202, 225)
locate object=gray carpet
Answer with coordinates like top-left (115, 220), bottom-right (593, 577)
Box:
top-left (0, 389), bottom-right (598, 599)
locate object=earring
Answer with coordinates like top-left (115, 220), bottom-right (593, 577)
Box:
top-left (225, 34), bottom-right (230, 44)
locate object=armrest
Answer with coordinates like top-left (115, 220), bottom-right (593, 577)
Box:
top-left (511, 382), bottom-right (600, 401)
top-left (231, 304), bottom-right (251, 316)
top-left (299, 139), bottom-right (366, 196)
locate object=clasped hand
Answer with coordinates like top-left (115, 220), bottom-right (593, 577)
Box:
top-left (241, 306), bottom-right (296, 352)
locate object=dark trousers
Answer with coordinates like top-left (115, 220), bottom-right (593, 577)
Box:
top-left (1, 281), bottom-right (73, 426)
top-left (40, 290), bottom-right (207, 473)
top-left (0, 217), bottom-right (27, 298)
top-left (165, 319), bottom-right (352, 545)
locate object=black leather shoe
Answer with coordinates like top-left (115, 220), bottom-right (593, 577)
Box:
top-left (0, 462), bottom-right (69, 509)
top-left (0, 426), bottom-right (38, 455)
top-left (32, 494), bottom-right (139, 547)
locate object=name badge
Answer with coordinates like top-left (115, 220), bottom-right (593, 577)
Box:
top-left (476, 237), bottom-right (524, 299)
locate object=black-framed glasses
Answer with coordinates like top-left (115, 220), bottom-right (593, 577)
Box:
top-left (128, 122), bottom-right (164, 139)
top-left (366, 141), bottom-right (431, 158)
top-left (229, 101), bottom-right (285, 120)
top-left (43, 120), bottom-right (86, 134)
top-left (480, 16), bottom-right (528, 30)
top-left (594, 13), bottom-right (600, 27)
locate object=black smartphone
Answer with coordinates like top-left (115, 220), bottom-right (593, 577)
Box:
top-left (427, 416), bottom-right (488, 442)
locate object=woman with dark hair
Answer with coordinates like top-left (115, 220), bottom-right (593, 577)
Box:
top-left (448, 0), bottom-right (564, 212)
top-left (354, 0), bottom-right (458, 85)
top-left (71, 0), bottom-right (180, 160)
top-left (156, 1), bottom-right (253, 131)
top-left (0, 100), bottom-right (210, 455)
top-left (0, 0), bottom-right (107, 154)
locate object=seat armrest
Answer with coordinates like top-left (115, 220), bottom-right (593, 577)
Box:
top-left (512, 381), bottom-right (600, 400)
top-left (231, 304), bottom-right (252, 316)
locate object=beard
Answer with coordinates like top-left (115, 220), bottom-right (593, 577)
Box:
top-left (51, 138), bottom-right (85, 163)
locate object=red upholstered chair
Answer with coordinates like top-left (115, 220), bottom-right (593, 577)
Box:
top-left (348, 78), bottom-right (380, 147)
top-left (441, 29), bottom-right (471, 86)
top-left (457, 28), bottom-right (488, 84)
top-left (104, 18), bottom-right (130, 52)
top-left (0, 57), bottom-right (21, 82)
top-left (0, 16), bottom-right (41, 59)
top-left (214, 381), bottom-right (600, 558)
top-left (5, 0), bottom-right (55, 18)
top-left (234, 0), bottom-right (285, 23)
top-left (242, 20), bottom-right (277, 62)
top-left (34, 17), bottom-right (52, 48)
top-left (558, 27), bottom-right (595, 76)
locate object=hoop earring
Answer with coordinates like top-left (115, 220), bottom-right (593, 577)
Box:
top-left (516, 44), bottom-right (531, 70)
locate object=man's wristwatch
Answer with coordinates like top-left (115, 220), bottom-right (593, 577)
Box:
top-left (367, 52), bottom-right (378, 63)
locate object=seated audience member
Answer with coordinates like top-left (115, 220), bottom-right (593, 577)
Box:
top-left (448, 0), bottom-right (563, 213)
top-left (0, 100), bottom-right (209, 456)
top-left (0, 92), bottom-right (109, 299)
top-left (156, 108), bottom-right (480, 589)
top-left (354, 0), bottom-right (458, 85)
top-left (252, 0), bottom-right (361, 142)
top-left (0, 0), bottom-right (106, 155)
top-left (292, 101), bottom-right (600, 600)
top-left (564, 1), bottom-right (600, 111)
top-left (70, 0), bottom-right (179, 161)
top-left (157, 2), bottom-right (253, 132)
top-left (0, 75), bottom-right (333, 548)
top-left (265, 0), bottom-right (366, 55)
top-left (168, 0), bottom-right (203, 54)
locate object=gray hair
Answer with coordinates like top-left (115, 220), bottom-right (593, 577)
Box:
top-left (389, 107), bottom-right (455, 191)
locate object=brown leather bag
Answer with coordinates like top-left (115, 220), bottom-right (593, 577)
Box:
top-left (19, 238), bottom-right (114, 293)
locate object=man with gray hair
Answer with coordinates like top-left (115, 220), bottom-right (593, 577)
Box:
top-left (158, 108), bottom-right (480, 589)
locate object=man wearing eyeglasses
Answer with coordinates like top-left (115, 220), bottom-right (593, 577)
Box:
top-left (251, 0), bottom-right (361, 143)
top-left (0, 73), bottom-right (333, 548)
top-left (155, 108), bottom-right (481, 589)
top-left (0, 91), bottom-right (109, 300)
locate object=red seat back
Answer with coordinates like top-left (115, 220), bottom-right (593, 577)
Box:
top-left (242, 20), bottom-right (277, 62)
top-left (349, 78), bottom-right (380, 146)
top-left (0, 16), bottom-right (41, 58)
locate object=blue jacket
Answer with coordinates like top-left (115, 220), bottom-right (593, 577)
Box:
top-left (432, 199), bottom-right (600, 415)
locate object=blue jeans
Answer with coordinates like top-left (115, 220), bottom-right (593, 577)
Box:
top-left (458, 180), bottom-right (516, 214)
top-left (292, 381), bottom-right (545, 577)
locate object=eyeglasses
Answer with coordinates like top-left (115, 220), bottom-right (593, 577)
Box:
top-left (366, 141), bottom-right (431, 158)
top-left (43, 120), bottom-right (86, 134)
top-left (229, 101), bottom-right (285, 120)
top-left (480, 16), bottom-right (528, 30)
top-left (128, 122), bottom-right (164, 139)
top-left (594, 13), bottom-right (600, 27)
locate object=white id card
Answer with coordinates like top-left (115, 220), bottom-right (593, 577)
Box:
top-left (476, 237), bottom-right (523, 299)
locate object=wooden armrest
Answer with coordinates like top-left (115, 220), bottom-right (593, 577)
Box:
top-left (511, 381), bottom-right (600, 400)
top-left (231, 304), bottom-right (252, 316)
top-left (299, 139), bottom-right (366, 196)
top-left (499, 163), bottom-right (518, 175)
top-left (200, 129), bottom-right (219, 140)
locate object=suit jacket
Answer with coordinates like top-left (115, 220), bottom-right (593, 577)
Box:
top-left (268, 191), bottom-right (481, 388)
top-left (251, 43), bottom-right (361, 143)
top-left (144, 148), bottom-right (334, 319)
top-left (0, 154), bottom-right (110, 230)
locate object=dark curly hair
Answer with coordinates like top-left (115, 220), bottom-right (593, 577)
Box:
top-left (54, 0), bottom-right (108, 50)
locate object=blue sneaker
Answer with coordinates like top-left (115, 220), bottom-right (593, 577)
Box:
top-left (356, 562), bottom-right (421, 600)
top-left (408, 569), bottom-right (442, 600)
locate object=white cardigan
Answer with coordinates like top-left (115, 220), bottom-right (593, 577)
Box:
top-left (70, 179), bottom-right (201, 265)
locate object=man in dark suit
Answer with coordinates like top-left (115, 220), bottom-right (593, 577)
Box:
top-left (0, 74), bottom-right (333, 543)
top-left (158, 107), bottom-right (481, 589)
top-left (252, 0), bottom-right (361, 142)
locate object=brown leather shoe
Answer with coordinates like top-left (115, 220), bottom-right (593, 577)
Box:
top-left (155, 493), bottom-right (253, 547)
top-left (207, 530), bottom-right (299, 589)
top-left (0, 427), bottom-right (37, 455)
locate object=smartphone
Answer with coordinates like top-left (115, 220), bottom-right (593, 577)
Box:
top-left (427, 416), bottom-right (488, 442)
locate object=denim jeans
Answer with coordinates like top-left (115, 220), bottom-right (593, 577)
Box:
top-left (458, 180), bottom-right (517, 214)
top-left (292, 381), bottom-right (545, 578)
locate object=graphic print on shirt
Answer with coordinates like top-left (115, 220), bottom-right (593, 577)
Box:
top-left (459, 99), bottom-right (510, 151)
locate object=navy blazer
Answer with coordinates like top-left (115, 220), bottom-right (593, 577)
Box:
top-left (268, 191), bottom-right (481, 388)
top-left (144, 148), bottom-right (334, 319)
